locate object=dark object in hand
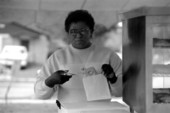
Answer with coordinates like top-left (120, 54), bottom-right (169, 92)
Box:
top-left (101, 64), bottom-right (117, 84)
top-left (102, 64), bottom-right (114, 75)
top-left (45, 70), bottom-right (72, 88)
top-left (56, 100), bottom-right (62, 109)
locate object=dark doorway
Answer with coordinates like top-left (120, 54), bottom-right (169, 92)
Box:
top-left (20, 40), bottom-right (29, 51)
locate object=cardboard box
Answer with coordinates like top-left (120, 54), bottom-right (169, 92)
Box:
top-left (58, 100), bottom-right (129, 113)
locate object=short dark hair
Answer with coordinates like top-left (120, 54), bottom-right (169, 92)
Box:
top-left (65, 9), bottom-right (95, 33)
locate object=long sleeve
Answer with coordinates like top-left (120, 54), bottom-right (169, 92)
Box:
top-left (109, 52), bottom-right (123, 97)
top-left (34, 53), bottom-right (61, 99)
top-left (34, 69), bottom-right (55, 99)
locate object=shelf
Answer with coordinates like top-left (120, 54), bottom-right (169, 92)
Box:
top-left (153, 38), bottom-right (170, 48)
top-left (153, 88), bottom-right (170, 104)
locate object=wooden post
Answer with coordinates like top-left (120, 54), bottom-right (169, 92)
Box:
top-left (11, 60), bottom-right (21, 76)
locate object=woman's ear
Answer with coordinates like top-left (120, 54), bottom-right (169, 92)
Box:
top-left (89, 30), bottom-right (93, 38)
top-left (65, 33), bottom-right (72, 44)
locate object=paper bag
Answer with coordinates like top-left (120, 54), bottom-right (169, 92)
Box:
top-left (83, 74), bottom-right (112, 101)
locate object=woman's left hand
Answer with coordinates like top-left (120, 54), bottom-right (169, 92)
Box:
top-left (101, 64), bottom-right (117, 83)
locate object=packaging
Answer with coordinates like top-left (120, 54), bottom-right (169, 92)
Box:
top-left (83, 74), bottom-right (111, 101)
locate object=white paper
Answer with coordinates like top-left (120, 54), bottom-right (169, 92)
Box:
top-left (83, 74), bottom-right (112, 101)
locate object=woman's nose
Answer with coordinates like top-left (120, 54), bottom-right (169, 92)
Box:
top-left (76, 32), bottom-right (83, 38)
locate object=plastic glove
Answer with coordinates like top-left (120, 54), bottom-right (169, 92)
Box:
top-left (45, 70), bottom-right (72, 88)
top-left (101, 64), bottom-right (117, 84)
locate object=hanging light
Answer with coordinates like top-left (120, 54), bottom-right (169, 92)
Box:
top-left (117, 22), bottom-right (123, 28)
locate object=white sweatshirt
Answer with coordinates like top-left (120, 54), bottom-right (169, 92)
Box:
top-left (34, 44), bottom-right (122, 102)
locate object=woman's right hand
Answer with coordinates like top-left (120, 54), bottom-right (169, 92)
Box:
top-left (45, 70), bottom-right (72, 88)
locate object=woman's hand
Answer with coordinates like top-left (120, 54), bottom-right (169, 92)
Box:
top-left (101, 64), bottom-right (117, 83)
top-left (45, 70), bottom-right (72, 88)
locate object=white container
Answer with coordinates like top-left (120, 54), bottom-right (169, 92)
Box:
top-left (58, 100), bottom-right (129, 113)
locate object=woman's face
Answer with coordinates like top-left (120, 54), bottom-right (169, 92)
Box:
top-left (68, 22), bottom-right (92, 49)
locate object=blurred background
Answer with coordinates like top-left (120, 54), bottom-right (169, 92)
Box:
top-left (0, 0), bottom-right (170, 113)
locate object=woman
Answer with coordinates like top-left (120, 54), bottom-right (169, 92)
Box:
top-left (34, 10), bottom-right (122, 103)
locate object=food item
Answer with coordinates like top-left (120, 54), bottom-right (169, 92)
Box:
top-left (84, 67), bottom-right (97, 76)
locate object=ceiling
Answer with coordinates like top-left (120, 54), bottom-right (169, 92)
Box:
top-left (0, 0), bottom-right (170, 38)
